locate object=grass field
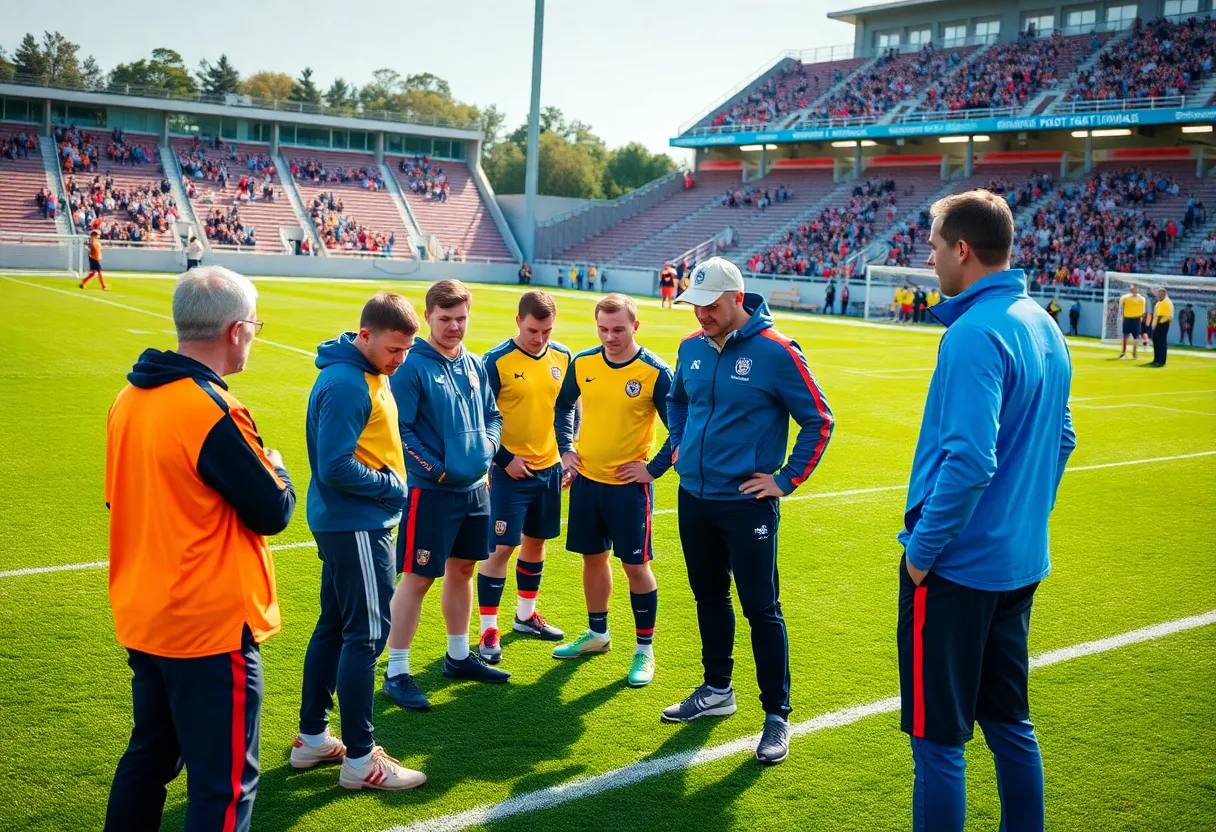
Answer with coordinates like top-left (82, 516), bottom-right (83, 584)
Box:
top-left (0, 272), bottom-right (1214, 832)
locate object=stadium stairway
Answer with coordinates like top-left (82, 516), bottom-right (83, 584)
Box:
top-left (0, 126), bottom-right (60, 235)
top-left (388, 158), bottom-right (513, 261)
top-left (159, 145), bottom-right (206, 251)
top-left (1044, 27), bottom-right (1138, 115)
top-left (782, 54), bottom-right (884, 128)
top-left (899, 42), bottom-right (995, 120)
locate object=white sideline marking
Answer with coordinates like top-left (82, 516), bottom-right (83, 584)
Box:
top-left (383, 609), bottom-right (1216, 832)
top-left (4, 451), bottom-right (1210, 580)
top-left (1071, 388), bottom-right (1216, 402)
top-left (1075, 403), bottom-right (1216, 417)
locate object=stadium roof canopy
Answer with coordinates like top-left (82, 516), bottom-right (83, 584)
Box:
top-left (827, 0), bottom-right (951, 26)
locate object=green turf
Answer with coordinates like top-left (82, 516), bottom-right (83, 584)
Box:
top-left (0, 273), bottom-right (1213, 832)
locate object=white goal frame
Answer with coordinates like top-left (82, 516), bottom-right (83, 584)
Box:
top-left (0, 232), bottom-right (87, 279)
top-left (1100, 272), bottom-right (1216, 344)
top-left (862, 264), bottom-right (942, 323)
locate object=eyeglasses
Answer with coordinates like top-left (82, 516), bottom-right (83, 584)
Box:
top-left (238, 319), bottom-right (264, 335)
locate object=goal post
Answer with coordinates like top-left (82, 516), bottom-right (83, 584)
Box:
top-left (1101, 272), bottom-right (1216, 346)
top-left (862, 264), bottom-right (941, 323)
top-left (0, 232), bottom-right (86, 279)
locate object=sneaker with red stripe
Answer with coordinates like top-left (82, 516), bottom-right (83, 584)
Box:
top-left (339, 746), bottom-right (426, 791)
top-left (289, 733), bottom-right (346, 769)
top-left (478, 627), bottom-right (502, 664)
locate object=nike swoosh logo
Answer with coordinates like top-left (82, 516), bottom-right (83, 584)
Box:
top-left (584, 377), bottom-right (595, 382)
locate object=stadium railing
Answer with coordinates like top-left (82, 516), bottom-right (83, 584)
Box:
top-left (898, 106), bottom-right (1019, 123)
top-left (1053, 94), bottom-right (1188, 114)
top-left (534, 170), bottom-right (684, 259)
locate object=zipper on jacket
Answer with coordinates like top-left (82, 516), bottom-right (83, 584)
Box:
top-left (698, 344), bottom-right (724, 499)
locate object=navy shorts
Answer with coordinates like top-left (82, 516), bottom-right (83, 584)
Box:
top-left (1122, 317), bottom-right (1142, 337)
top-left (89, 257), bottom-right (102, 272)
top-left (489, 461), bottom-right (563, 547)
top-left (397, 484), bottom-right (491, 577)
top-left (566, 475), bottom-right (653, 564)
top-left (897, 555), bottom-right (1039, 745)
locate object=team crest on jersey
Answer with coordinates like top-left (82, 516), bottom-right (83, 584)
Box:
top-left (415, 548), bottom-right (431, 565)
top-left (734, 358), bottom-right (752, 376)
top-left (625, 379), bottom-right (642, 398)
top-left (550, 366), bottom-right (562, 380)
top-left (495, 520), bottom-right (507, 537)
top-left (468, 369), bottom-right (480, 388)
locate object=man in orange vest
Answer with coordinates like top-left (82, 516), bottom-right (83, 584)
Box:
top-left (82, 229), bottom-right (108, 290)
top-left (104, 266), bottom-right (296, 832)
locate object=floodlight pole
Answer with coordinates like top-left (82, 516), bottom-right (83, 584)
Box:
top-left (522, 0), bottom-right (545, 263)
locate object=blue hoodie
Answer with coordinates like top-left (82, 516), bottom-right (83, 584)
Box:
top-left (390, 339), bottom-right (503, 492)
top-left (667, 294), bottom-right (834, 500)
top-left (899, 269), bottom-right (1076, 591)
top-left (306, 333), bottom-right (408, 533)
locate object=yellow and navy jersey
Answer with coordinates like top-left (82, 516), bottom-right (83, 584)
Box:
top-left (1120, 293), bottom-right (1146, 319)
top-left (483, 338), bottom-right (575, 469)
top-left (557, 346), bottom-right (674, 485)
top-left (1154, 296), bottom-right (1174, 322)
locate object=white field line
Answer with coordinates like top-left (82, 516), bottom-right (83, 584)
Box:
top-left (1075, 403), bottom-right (1216, 417)
top-left (383, 608), bottom-right (1216, 832)
top-left (1071, 388), bottom-right (1216, 402)
top-left (4, 452), bottom-right (1211, 580)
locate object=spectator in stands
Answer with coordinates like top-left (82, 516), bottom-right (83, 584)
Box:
top-left (708, 61), bottom-right (818, 129)
top-left (290, 158), bottom-right (385, 190)
top-left (1063, 16), bottom-right (1216, 104)
top-left (186, 235), bottom-right (204, 269)
top-left (308, 192), bottom-right (391, 255)
top-left (807, 43), bottom-right (965, 123)
top-left (1, 131), bottom-right (38, 160)
top-left (683, 171), bottom-right (695, 189)
top-left (923, 32), bottom-right (1064, 114)
top-left (518, 262), bottom-right (533, 285)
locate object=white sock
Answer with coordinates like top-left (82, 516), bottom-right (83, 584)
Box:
top-left (299, 731), bottom-right (328, 747)
top-left (635, 643), bottom-right (654, 658)
top-left (707, 684), bottom-right (732, 695)
top-left (448, 633), bottom-right (470, 661)
top-left (345, 751), bottom-right (371, 768)
top-left (516, 596), bottom-right (537, 620)
top-left (480, 614), bottom-right (498, 633)
top-left (387, 648), bottom-right (410, 678)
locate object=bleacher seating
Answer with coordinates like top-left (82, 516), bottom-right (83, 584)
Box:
top-left (0, 125), bottom-right (57, 234)
top-left (388, 157), bottom-right (512, 261)
top-left (918, 33), bottom-right (1072, 113)
top-left (706, 58), bottom-right (865, 130)
top-left (288, 150), bottom-right (413, 259)
top-left (172, 138), bottom-right (300, 254)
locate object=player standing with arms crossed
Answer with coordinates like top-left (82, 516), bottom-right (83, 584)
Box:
top-left (551, 294), bottom-right (674, 687)
top-left (475, 291), bottom-right (576, 662)
top-left (901, 191), bottom-right (1074, 832)
top-left (660, 258), bottom-right (834, 766)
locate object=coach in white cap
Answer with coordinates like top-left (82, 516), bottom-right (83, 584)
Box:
top-left (660, 258), bottom-right (834, 765)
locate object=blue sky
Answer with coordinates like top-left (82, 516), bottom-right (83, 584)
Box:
top-left (5, 0), bottom-right (859, 163)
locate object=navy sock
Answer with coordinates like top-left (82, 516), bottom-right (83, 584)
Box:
top-left (477, 572), bottom-right (505, 616)
top-left (630, 590), bottom-right (657, 645)
top-left (589, 611), bottom-right (608, 636)
top-left (516, 559), bottom-right (543, 602)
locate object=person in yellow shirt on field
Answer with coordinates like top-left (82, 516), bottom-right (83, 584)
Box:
top-left (587, 263), bottom-right (598, 292)
top-left (927, 287), bottom-right (941, 307)
top-left (1149, 288), bottom-right (1174, 367)
top-left (1118, 284), bottom-right (1146, 359)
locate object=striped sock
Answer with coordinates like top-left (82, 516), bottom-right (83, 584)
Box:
top-left (516, 559), bottom-right (543, 619)
top-left (631, 589), bottom-right (657, 646)
top-left (477, 572), bottom-right (505, 632)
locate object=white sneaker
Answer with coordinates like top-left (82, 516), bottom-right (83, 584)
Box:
top-left (289, 733), bottom-right (346, 769)
top-left (339, 746), bottom-right (426, 791)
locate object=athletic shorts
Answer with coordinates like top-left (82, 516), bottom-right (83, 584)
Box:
top-left (566, 475), bottom-right (653, 564)
top-left (897, 555), bottom-right (1039, 745)
top-left (660, 286), bottom-right (675, 298)
top-left (1122, 317), bottom-right (1142, 338)
top-left (901, 304), bottom-right (913, 317)
top-left (88, 257), bottom-right (102, 272)
top-left (397, 484), bottom-right (491, 577)
top-left (489, 461), bottom-right (563, 547)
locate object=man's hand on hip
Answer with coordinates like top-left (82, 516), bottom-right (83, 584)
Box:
top-left (740, 473), bottom-right (784, 499)
top-left (264, 448), bottom-right (284, 470)
top-left (615, 461), bottom-right (654, 484)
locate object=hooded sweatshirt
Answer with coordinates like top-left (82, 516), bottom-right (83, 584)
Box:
top-left (305, 333), bottom-right (407, 533)
top-left (390, 339), bottom-right (502, 491)
top-left (107, 349), bottom-right (294, 658)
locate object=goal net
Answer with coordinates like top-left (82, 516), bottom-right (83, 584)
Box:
top-left (0, 232), bottom-right (86, 278)
top-left (1101, 272), bottom-right (1216, 346)
top-left (862, 265), bottom-right (942, 323)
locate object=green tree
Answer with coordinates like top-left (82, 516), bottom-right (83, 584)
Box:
top-left (0, 47), bottom-right (16, 82)
top-left (239, 70), bottom-right (294, 101)
top-left (602, 142), bottom-right (676, 198)
top-left (111, 49), bottom-right (196, 96)
top-left (291, 67), bottom-right (321, 105)
top-left (481, 138), bottom-right (526, 193)
top-left (81, 55), bottom-right (106, 91)
top-left (14, 33), bottom-right (47, 78)
top-left (196, 54), bottom-right (240, 95)
top-left (403, 72), bottom-right (450, 96)
top-left (38, 31), bottom-right (83, 86)
top-left (324, 78), bottom-right (357, 113)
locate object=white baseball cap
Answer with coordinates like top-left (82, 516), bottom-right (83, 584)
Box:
top-left (675, 257), bottom-right (745, 306)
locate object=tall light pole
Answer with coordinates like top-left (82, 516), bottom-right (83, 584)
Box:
top-left (522, 0), bottom-right (545, 263)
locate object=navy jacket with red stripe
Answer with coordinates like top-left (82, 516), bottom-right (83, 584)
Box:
top-left (667, 295), bottom-right (834, 500)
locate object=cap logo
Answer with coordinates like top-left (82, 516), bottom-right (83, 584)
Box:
top-left (693, 266), bottom-right (707, 285)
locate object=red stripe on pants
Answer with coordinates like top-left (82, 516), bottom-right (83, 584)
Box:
top-left (402, 490), bottom-right (420, 573)
top-left (223, 651), bottom-right (247, 832)
top-left (912, 584), bottom-right (928, 738)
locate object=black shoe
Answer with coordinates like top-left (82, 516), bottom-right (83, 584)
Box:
top-left (382, 673), bottom-right (431, 712)
top-left (755, 717), bottom-right (791, 765)
top-left (442, 651), bottom-right (511, 683)
top-left (660, 683), bottom-right (737, 723)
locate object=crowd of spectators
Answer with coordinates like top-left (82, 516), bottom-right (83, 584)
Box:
top-left (290, 158), bottom-right (384, 190)
top-left (64, 170), bottom-right (178, 243)
top-left (807, 44), bottom-right (966, 122)
top-left (1180, 226), bottom-right (1216, 275)
top-left (204, 206), bottom-right (256, 247)
top-left (1062, 16), bottom-right (1216, 103)
top-left (707, 61), bottom-right (845, 129)
top-left (721, 182), bottom-right (794, 210)
top-left (746, 177), bottom-right (896, 276)
top-left (398, 156), bottom-right (449, 202)
top-left (922, 32), bottom-right (1062, 112)
top-left (309, 191), bottom-right (396, 255)
top-left (1, 131), bottom-right (38, 160)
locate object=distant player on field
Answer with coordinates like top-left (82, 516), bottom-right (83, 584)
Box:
top-left (1118, 284), bottom-right (1145, 359)
top-left (1207, 305), bottom-right (1216, 348)
top-left (475, 291), bottom-right (576, 663)
top-left (81, 229), bottom-right (108, 290)
top-left (552, 293), bottom-right (674, 688)
top-left (659, 262), bottom-right (678, 308)
top-left (903, 191), bottom-right (1075, 832)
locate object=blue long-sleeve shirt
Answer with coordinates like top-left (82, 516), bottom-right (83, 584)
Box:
top-left (899, 268), bottom-right (1076, 591)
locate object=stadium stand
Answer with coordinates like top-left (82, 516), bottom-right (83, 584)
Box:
top-left (706, 58), bottom-right (866, 130)
top-left (389, 157), bottom-right (516, 261)
top-left (0, 126), bottom-right (57, 234)
top-left (917, 33), bottom-right (1077, 114)
top-left (172, 138), bottom-right (300, 254)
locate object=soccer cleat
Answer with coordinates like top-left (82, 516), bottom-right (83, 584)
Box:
top-left (627, 651), bottom-right (655, 687)
top-left (660, 684), bottom-right (737, 723)
top-left (339, 746), bottom-right (426, 791)
top-left (551, 630), bottom-right (611, 659)
top-left (478, 628), bottom-right (502, 664)
top-left (513, 611), bottom-right (565, 641)
top-left (382, 673), bottom-right (431, 712)
top-left (443, 651), bottom-right (511, 683)
top-left (755, 717), bottom-right (791, 765)
top-left (289, 733), bottom-right (346, 769)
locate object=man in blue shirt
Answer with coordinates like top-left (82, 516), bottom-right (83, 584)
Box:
top-left (901, 191), bottom-right (1075, 832)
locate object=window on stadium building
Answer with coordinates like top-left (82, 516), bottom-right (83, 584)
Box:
top-left (108, 107), bottom-right (161, 136)
top-left (975, 20), bottom-right (1001, 41)
top-left (1164, 0), bottom-right (1200, 17)
top-left (431, 139), bottom-right (466, 160)
top-left (281, 124), bottom-right (331, 148)
top-left (168, 114), bottom-right (269, 144)
top-left (1024, 13), bottom-right (1055, 35)
top-left (942, 24), bottom-right (967, 45)
top-left (1065, 9), bottom-right (1097, 30)
top-left (50, 103), bottom-right (106, 128)
top-left (1105, 4), bottom-right (1138, 28)
top-left (876, 32), bottom-right (901, 49)
top-left (908, 28), bottom-right (931, 46)
top-left (1, 96), bottom-right (40, 124)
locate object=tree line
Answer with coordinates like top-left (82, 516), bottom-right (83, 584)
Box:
top-left (0, 32), bottom-right (676, 200)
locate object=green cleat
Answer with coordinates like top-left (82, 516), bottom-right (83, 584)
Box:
top-left (552, 630), bottom-right (610, 660)
top-left (627, 651), bottom-right (655, 687)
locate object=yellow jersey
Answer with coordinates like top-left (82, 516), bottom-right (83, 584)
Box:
top-left (1120, 293), bottom-right (1146, 319)
top-left (557, 346), bottom-right (673, 484)
top-left (1154, 296), bottom-right (1174, 323)
top-left (927, 289), bottom-right (941, 306)
top-left (484, 338), bottom-right (573, 469)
